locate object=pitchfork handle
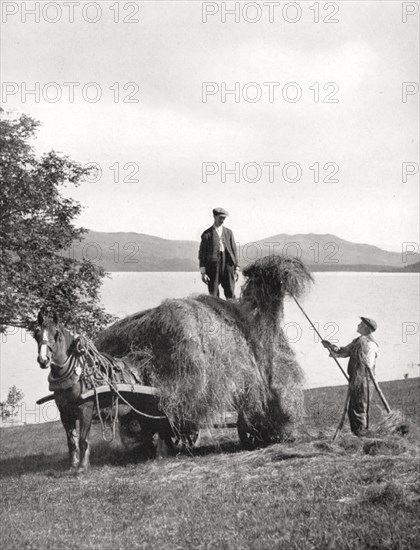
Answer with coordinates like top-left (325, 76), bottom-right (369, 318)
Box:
top-left (367, 367), bottom-right (392, 413)
top-left (292, 295), bottom-right (349, 382)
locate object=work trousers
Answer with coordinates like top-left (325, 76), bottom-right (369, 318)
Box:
top-left (206, 252), bottom-right (235, 299)
top-left (348, 376), bottom-right (371, 435)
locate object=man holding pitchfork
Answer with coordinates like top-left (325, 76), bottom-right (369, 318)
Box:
top-left (322, 317), bottom-right (379, 436)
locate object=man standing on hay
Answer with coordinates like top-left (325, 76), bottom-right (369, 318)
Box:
top-left (323, 317), bottom-right (379, 436)
top-left (199, 207), bottom-right (240, 299)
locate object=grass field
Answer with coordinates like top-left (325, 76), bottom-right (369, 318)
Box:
top-left (1, 378), bottom-right (419, 550)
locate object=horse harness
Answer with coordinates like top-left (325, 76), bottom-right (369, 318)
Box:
top-left (47, 334), bottom-right (167, 441)
top-left (47, 338), bottom-right (86, 391)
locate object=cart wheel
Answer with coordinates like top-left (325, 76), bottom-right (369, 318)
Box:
top-left (118, 414), bottom-right (155, 457)
top-left (237, 414), bottom-right (258, 450)
top-left (172, 428), bottom-right (200, 452)
top-left (172, 419), bottom-right (200, 452)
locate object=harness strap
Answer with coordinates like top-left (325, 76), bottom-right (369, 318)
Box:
top-left (48, 332), bottom-right (169, 442)
top-left (76, 336), bottom-right (168, 442)
top-left (92, 376), bottom-right (119, 442)
top-left (49, 354), bottom-right (76, 381)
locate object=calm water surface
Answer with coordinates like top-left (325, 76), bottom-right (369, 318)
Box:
top-left (1, 272), bottom-right (419, 424)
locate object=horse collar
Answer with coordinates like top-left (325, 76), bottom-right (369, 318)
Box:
top-left (48, 352), bottom-right (82, 391)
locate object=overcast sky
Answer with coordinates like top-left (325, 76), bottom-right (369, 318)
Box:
top-left (2, 1), bottom-right (419, 251)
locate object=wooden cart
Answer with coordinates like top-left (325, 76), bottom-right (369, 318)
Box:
top-left (36, 384), bottom-right (241, 451)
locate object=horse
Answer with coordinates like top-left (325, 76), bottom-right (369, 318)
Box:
top-left (33, 311), bottom-right (175, 473)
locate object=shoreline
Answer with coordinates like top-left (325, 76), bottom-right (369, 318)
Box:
top-left (2, 376), bottom-right (418, 429)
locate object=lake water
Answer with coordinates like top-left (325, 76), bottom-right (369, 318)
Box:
top-left (1, 272), bottom-right (419, 425)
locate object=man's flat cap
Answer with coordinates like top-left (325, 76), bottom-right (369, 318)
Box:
top-left (213, 207), bottom-right (229, 217)
top-left (360, 317), bottom-right (377, 331)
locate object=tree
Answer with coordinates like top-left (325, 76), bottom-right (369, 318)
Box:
top-left (0, 385), bottom-right (24, 420)
top-left (0, 109), bottom-right (115, 337)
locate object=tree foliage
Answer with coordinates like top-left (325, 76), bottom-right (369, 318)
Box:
top-left (0, 109), bottom-right (115, 337)
top-left (0, 385), bottom-right (24, 419)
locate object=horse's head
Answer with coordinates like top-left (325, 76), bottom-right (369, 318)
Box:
top-left (34, 311), bottom-right (74, 369)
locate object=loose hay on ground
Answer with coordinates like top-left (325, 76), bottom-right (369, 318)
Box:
top-left (375, 408), bottom-right (413, 437)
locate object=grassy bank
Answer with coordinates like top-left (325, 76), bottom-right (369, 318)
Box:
top-left (1, 379), bottom-right (419, 550)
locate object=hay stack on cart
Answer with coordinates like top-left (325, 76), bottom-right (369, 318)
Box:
top-left (96, 255), bottom-right (313, 449)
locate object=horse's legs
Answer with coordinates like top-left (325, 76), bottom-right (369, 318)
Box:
top-left (59, 406), bottom-right (79, 470)
top-left (77, 400), bottom-right (94, 474)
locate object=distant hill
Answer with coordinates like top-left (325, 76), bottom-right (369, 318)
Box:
top-left (402, 261), bottom-right (420, 272)
top-left (245, 233), bottom-right (419, 270)
top-left (64, 230), bottom-right (420, 272)
top-left (66, 231), bottom-right (198, 272)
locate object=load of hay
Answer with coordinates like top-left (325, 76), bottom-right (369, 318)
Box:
top-left (96, 255), bottom-right (313, 445)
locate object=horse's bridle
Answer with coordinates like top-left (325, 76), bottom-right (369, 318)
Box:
top-left (37, 326), bottom-right (63, 369)
top-left (37, 336), bottom-right (53, 369)
top-left (37, 327), bottom-right (86, 389)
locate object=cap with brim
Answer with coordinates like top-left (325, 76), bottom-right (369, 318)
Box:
top-left (213, 207), bottom-right (229, 217)
top-left (360, 316), bottom-right (377, 331)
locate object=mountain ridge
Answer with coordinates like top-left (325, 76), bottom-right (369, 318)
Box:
top-left (65, 230), bottom-right (419, 272)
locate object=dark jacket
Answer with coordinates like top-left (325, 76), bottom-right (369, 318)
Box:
top-left (198, 226), bottom-right (239, 269)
